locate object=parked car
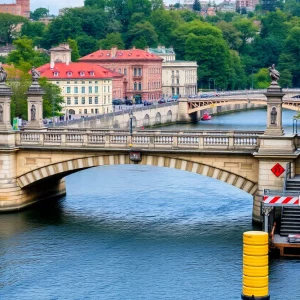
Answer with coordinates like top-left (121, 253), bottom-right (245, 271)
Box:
top-left (167, 98), bottom-right (174, 102)
top-left (200, 94), bottom-right (210, 98)
top-left (125, 99), bottom-right (133, 105)
top-left (112, 99), bottom-right (122, 105)
top-left (144, 101), bottom-right (153, 106)
top-left (158, 99), bottom-right (166, 104)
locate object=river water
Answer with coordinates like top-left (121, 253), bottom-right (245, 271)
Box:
top-left (0, 109), bottom-right (299, 300)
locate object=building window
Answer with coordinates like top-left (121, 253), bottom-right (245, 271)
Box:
top-left (74, 97), bottom-right (78, 105)
top-left (89, 86), bottom-right (92, 93)
top-left (54, 72), bottom-right (59, 77)
top-left (118, 68), bottom-right (121, 73)
top-left (138, 82), bottom-right (142, 91)
top-left (82, 97), bottom-right (85, 104)
top-left (134, 82), bottom-right (137, 90)
top-left (95, 81), bottom-right (98, 84)
top-left (95, 86), bottom-right (98, 93)
top-left (67, 97), bottom-right (71, 105)
top-left (74, 87), bottom-right (78, 93)
top-left (89, 72), bottom-right (94, 76)
top-left (80, 72), bottom-right (85, 76)
top-left (124, 68), bottom-right (127, 75)
top-left (67, 72), bottom-right (72, 76)
top-left (91, 109), bottom-right (94, 113)
top-left (108, 86), bottom-right (110, 92)
top-left (81, 86), bottom-right (85, 93)
top-left (95, 97), bottom-right (98, 104)
top-left (134, 68), bottom-right (137, 76)
top-left (104, 96), bottom-right (106, 104)
top-left (138, 68), bottom-right (142, 76)
top-left (89, 97), bottom-right (92, 104)
top-left (56, 82), bottom-right (59, 84)
top-left (67, 87), bottom-right (71, 93)
top-left (95, 109), bottom-right (99, 114)
top-left (104, 86), bottom-right (106, 92)
top-left (84, 109), bottom-right (87, 114)
top-left (67, 81), bottom-right (70, 84)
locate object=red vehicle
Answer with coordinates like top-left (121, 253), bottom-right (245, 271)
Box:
top-left (201, 112), bottom-right (212, 121)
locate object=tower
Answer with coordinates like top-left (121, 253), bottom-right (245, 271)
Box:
top-left (16, 0), bottom-right (30, 18)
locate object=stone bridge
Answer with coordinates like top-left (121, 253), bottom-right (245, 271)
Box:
top-left (1, 80), bottom-right (300, 227)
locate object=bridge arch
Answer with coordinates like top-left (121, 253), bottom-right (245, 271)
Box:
top-left (143, 114), bottom-right (150, 126)
top-left (155, 112), bottom-right (161, 124)
top-left (167, 110), bottom-right (172, 122)
top-left (17, 154), bottom-right (257, 196)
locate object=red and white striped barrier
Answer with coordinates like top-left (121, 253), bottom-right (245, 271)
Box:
top-left (263, 195), bottom-right (300, 206)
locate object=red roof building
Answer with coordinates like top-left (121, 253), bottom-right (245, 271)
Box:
top-left (80, 47), bottom-right (163, 102)
top-left (37, 44), bottom-right (124, 115)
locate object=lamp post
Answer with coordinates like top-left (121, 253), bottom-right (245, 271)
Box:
top-left (129, 110), bottom-right (133, 146)
top-left (209, 78), bottom-right (215, 91)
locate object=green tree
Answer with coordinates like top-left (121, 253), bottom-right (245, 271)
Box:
top-left (30, 8), bottom-right (49, 21)
top-left (279, 69), bottom-right (293, 88)
top-left (20, 21), bottom-right (46, 46)
top-left (7, 38), bottom-right (49, 72)
top-left (127, 21), bottom-right (158, 48)
top-left (254, 68), bottom-right (270, 88)
top-left (193, 0), bottom-right (201, 11)
top-left (76, 34), bottom-right (98, 56)
top-left (216, 21), bottom-right (242, 50)
top-left (149, 9), bottom-right (180, 47)
top-left (7, 71), bottom-right (30, 120)
top-left (99, 33), bottom-right (125, 49)
top-left (39, 77), bottom-right (64, 118)
top-left (233, 19), bottom-right (258, 49)
top-left (67, 38), bottom-right (80, 62)
top-left (150, 0), bottom-right (164, 10)
top-left (0, 13), bottom-right (28, 45)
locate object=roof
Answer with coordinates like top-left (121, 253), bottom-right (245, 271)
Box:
top-left (36, 62), bottom-right (124, 80)
top-left (50, 44), bottom-right (70, 52)
top-left (80, 48), bottom-right (163, 62)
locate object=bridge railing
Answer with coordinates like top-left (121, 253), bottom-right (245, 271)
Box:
top-left (16, 129), bottom-right (262, 151)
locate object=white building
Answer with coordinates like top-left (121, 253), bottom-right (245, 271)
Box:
top-left (147, 46), bottom-right (198, 97)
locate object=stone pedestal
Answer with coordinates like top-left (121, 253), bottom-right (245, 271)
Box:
top-left (26, 81), bottom-right (45, 130)
top-left (0, 82), bottom-right (13, 131)
top-left (264, 81), bottom-right (285, 136)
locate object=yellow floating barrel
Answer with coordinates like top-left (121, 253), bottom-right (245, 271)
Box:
top-left (241, 231), bottom-right (270, 300)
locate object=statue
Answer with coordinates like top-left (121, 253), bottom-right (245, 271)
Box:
top-left (271, 107), bottom-right (277, 124)
top-left (31, 66), bottom-right (40, 82)
top-left (0, 64), bottom-right (7, 83)
top-left (269, 64), bottom-right (280, 82)
top-left (31, 105), bottom-right (36, 121)
top-left (0, 105), bottom-right (3, 122)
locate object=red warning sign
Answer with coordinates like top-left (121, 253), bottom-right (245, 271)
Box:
top-left (271, 163), bottom-right (285, 177)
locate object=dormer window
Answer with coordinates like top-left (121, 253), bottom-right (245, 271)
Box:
top-left (89, 71), bottom-right (94, 76)
top-left (67, 71), bottom-right (72, 76)
top-left (53, 72), bottom-right (59, 77)
top-left (79, 71), bottom-right (85, 76)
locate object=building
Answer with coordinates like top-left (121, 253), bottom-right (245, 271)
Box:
top-left (0, 0), bottom-right (30, 18)
top-left (236, 0), bottom-right (259, 11)
top-left (37, 44), bottom-right (124, 115)
top-left (79, 47), bottom-right (163, 102)
top-left (0, 45), bottom-right (15, 57)
top-left (147, 46), bottom-right (198, 97)
top-left (217, 0), bottom-right (236, 12)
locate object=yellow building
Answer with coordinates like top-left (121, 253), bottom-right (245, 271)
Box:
top-left (37, 44), bottom-right (122, 115)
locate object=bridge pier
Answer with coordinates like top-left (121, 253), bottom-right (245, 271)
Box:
top-left (178, 99), bottom-right (196, 123)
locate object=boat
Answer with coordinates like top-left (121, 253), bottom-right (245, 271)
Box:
top-left (201, 112), bottom-right (212, 121)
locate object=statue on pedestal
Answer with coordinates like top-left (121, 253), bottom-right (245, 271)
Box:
top-left (271, 107), bottom-right (277, 124)
top-left (0, 64), bottom-right (7, 83)
top-left (31, 105), bottom-right (36, 121)
top-left (269, 64), bottom-right (280, 82)
top-left (31, 66), bottom-right (40, 82)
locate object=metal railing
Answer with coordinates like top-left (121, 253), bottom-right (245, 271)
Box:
top-left (283, 162), bottom-right (292, 191)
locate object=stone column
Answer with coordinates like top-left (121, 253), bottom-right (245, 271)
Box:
top-left (0, 82), bottom-right (13, 131)
top-left (264, 81), bottom-right (285, 136)
top-left (26, 81), bottom-right (45, 130)
top-left (178, 99), bottom-right (192, 123)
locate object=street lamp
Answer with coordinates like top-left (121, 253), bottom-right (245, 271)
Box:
top-left (129, 110), bottom-right (133, 136)
top-left (251, 68), bottom-right (255, 90)
top-left (209, 78), bottom-right (215, 91)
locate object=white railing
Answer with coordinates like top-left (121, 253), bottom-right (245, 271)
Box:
top-left (17, 129), bottom-right (261, 151)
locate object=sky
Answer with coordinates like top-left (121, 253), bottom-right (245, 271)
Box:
top-left (0, 0), bottom-right (176, 15)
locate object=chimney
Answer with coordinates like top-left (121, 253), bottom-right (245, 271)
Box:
top-left (132, 46), bottom-right (136, 50)
top-left (145, 47), bottom-right (149, 53)
top-left (111, 47), bottom-right (117, 57)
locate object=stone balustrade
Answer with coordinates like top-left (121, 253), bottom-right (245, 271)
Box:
top-left (16, 129), bottom-right (263, 151)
